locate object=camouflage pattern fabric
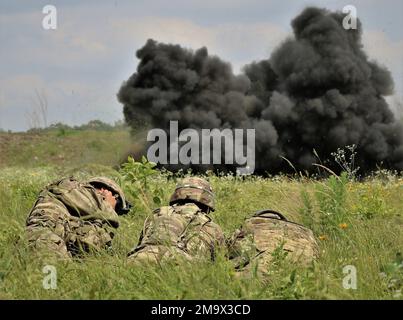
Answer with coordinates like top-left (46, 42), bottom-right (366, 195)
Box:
top-left (87, 176), bottom-right (131, 215)
top-left (227, 210), bottom-right (319, 276)
top-left (127, 245), bottom-right (193, 265)
top-left (170, 177), bottom-right (215, 211)
top-left (128, 203), bottom-right (224, 265)
top-left (26, 177), bottom-right (120, 261)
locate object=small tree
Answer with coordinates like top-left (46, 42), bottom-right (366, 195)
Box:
top-left (26, 89), bottom-right (49, 129)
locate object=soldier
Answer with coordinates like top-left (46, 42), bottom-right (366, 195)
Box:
top-left (227, 210), bottom-right (319, 277)
top-left (128, 177), bottom-right (225, 265)
top-left (26, 176), bottom-right (131, 261)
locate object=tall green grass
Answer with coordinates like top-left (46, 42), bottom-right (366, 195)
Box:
top-left (0, 162), bottom-right (401, 299)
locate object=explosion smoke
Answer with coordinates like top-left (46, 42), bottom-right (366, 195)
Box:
top-left (118, 7), bottom-right (403, 174)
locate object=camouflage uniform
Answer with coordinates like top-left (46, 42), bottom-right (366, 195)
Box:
top-left (128, 177), bottom-right (225, 265)
top-left (26, 177), bottom-right (128, 261)
top-left (227, 210), bottom-right (319, 276)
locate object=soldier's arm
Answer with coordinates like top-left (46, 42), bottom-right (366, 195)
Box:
top-left (26, 200), bottom-right (72, 261)
top-left (197, 220), bottom-right (227, 261)
top-left (203, 220), bottom-right (226, 245)
top-left (127, 215), bottom-right (152, 257)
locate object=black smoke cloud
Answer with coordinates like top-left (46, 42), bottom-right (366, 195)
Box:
top-left (118, 7), bottom-right (403, 174)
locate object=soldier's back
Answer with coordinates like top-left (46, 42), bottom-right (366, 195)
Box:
top-left (26, 177), bottom-right (119, 260)
top-left (128, 203), bottom-right (224, 265)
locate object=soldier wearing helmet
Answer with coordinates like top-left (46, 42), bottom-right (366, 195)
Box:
top-left (128, 177), bottom-right (225, 265)
top-left (86, 176), bottom-right (132, 215)
top-left (26, 176), bottom-right (131, 261)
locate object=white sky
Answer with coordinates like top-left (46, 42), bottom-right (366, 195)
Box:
top-left (0, 0), bottom-right (402, 131)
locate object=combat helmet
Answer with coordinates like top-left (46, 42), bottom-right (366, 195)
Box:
top-left (169, 177), bottom-right (215, 212)
top-left (87, 177), bottom-right (132, 215)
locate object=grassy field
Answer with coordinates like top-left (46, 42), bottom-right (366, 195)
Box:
top-left (0, 129), bottom-right (402, 299)
top-left (0, 129), bottom-right (133, 168)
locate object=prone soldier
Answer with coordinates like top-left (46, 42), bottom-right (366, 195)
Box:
top-left (26, 176), bottom-right (131, 261)
top-left (128, 177), bottom-right (225, 265)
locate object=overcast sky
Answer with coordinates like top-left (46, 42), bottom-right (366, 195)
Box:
top-left (0, 0), bottom-right (402, 131)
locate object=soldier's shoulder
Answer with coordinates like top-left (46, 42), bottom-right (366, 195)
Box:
top-left (46, 176), bottom-right (77, 187)
top-left (174, 203), bottom-right (202, 215)
top-left (152, 203), bottom-right (201, 215)
top-left (46, 176), bottom-right (90, 193)
top-left (152, 205), bottom-right (175, 215)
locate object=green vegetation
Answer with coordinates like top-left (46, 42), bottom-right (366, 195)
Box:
top-left (0, 128), bottom-right (132, 168)
top-left (0, 128), bottom-right (401, 299)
